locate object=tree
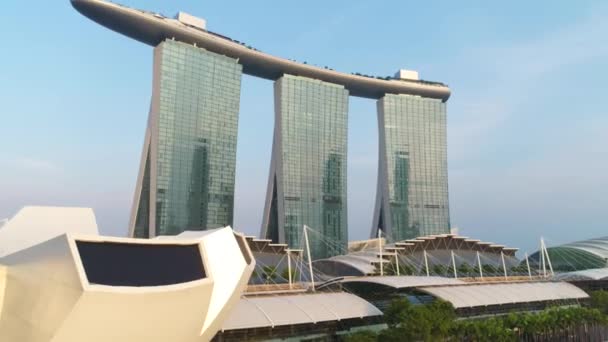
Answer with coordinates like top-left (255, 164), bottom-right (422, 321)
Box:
top-left (261, 265), bottom-right (278, 284)
top-left (346, 299), bottom-right (608, 341)
top-left (498, 306), bottom-right (607, 340)
top-left (341, 330), bottom-right (377, 342)
top-left (381, 262), bottom-right (414, 276)
top-left (590, 290), bottom-right (608, 315)
top-left (452, 317), bottom-right (516, 342)
top-left (249, 270), bottom-right (260, 284)
top-left (432, 264), bottom-right (447, 276)
top-left (425, 300), bottom-right (456, 339)
top-left (382, 262), bottom-right (398, 276)
top-left (482, 264), bottom-right (498, 275)
top-left (383, 298), bottom-right (412, 328)
top-left (280, 268), bottom-right (299, 284)
top-left (458, 263), bottom-right (473, 277)
top-left (400, 264), bottom-right (415, 275)
top-left (377, 326), bottom-right (409, 342)
top-left (382, 298), bottom-right (456, 341)
top-left (510, 264), bottom-right (529, 276)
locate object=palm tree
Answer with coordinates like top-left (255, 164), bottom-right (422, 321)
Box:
top-left (482, 264), bottom-right (498, 276)
top-left (590, 290), bottom-right (608, 315)
top-left (400, 265), bottom-right (414, 276)
top-left (458, 263), bottom-right (473, 277)
top-left (280, 268), bottom-right (298, 284)
top-left (432, 264), bottom-right (447, 276)
top-left (261, 265), bottom-right (278, 284)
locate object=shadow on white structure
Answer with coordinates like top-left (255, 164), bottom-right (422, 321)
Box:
top-left (0, 206), bottom-right (254, 342)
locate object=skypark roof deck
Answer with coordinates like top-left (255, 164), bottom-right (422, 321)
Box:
top-left (71, 0), bottom-right (451, 101)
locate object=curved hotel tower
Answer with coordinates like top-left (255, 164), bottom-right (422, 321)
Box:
top-left (72, 0), bottom-right (451, 259)
top-left (371, 94), bottom-right (450, 242)
top-left (261, 76), bottom-right (349, 259)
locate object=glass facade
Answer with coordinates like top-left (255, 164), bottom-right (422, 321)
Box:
top-left (372, 94), bottom-right (449, 242)
top-left (133, 148), bottom-right (151, 238)
top-left (262, 74), bottom-right (349, 260)
top-left (131, 39), bottom-right (242, 237)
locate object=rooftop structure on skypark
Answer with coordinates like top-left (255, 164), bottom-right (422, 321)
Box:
top-left (70, 0), bottom-right (450, 101)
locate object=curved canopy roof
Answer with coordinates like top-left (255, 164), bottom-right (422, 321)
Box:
top-left (554, 268), bottom-right (608, 281)
top-left (530, 236), bottom-right (608, 271)
top-left (419, 282), bottom-right (589, 309)
top-left (559, 237), bottom-right (608, 260)
top-left (340, 276), bottom-right (464, 289)
top-left (388, 233), bottom-right (519, 257)
top-left (220, 292), bottom-right (382, 331)
top-left (313, 252), bottom-right (381, 276)
top-left (71, 0), bottom-right (450, 101)
top-left (316, 234), bottom-right (521, 278)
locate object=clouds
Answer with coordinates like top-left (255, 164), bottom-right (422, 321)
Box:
top-left (1, 0), bottom-right (606, 254)
top-left (0, 157), bottom-right (66, 195)
top-left (450, 119), bottom-right (608, 253)
top-left (6, 157), bottom-right (63, 175)
top-left (483, 5), bottom-right (608, 80)
top-left (0, 156), bottom-right (133, 238)
top-left (446, 4), bottom-right (608, 253)
top-left (448, 1), bottom-right (608, 167)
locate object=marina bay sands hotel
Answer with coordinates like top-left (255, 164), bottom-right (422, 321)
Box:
top-left (73, 0), bottom-right (451, 259)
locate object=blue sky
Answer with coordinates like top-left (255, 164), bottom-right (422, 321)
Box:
top-left (0, 1), bottom-right (606, 254)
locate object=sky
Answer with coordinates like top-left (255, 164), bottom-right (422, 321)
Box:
top-left (0, 1), bottom-right (606, 255)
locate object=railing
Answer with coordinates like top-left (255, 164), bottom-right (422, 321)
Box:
top-left (245, 283), bottom-right (306, 295)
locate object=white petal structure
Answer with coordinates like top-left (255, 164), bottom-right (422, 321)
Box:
top-left (0, 207), bottom-right (254, 342)
top-left (0, 206), bottom-right (99, 258)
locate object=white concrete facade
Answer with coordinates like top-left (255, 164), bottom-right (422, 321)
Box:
top-left (0, 207), bottom-right (255, 342)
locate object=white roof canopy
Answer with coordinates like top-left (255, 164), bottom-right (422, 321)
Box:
top-left (221, 292), bottom-right (382, 331)
top-left (561, 237), bottom-right (608, 260)
top-left (419, 282), bottom-right (589, 309)
top-left (554, 268), bottom-right (608, 281)
top-left (340, 276), bottom-right (464, 289)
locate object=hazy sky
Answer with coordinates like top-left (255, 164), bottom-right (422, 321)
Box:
top-left (1, 1), bottom-right (606, 255)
